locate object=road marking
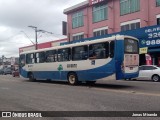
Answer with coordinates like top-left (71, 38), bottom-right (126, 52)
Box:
top-left (0, 87), bottom-right (9, 90)
top-left (92, 87), bottom-right (160, 97)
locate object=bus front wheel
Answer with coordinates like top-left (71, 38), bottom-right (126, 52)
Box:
top-left (29, 73), bottom-right (36, 82)
top-left (68, 72), bottom-right (78, 85)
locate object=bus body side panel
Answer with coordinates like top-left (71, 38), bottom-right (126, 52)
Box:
top-left (20, 58), bottom-right (116, 81)
top-left (115, 40), bottom-right (125, 80)
top-left (76, 59), bottom-right (115, 81)
top-left (20, 68), bottom-right (28, 78)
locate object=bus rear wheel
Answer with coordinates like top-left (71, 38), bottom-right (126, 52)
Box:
top-left (68, 72), bottom-right (78, 85)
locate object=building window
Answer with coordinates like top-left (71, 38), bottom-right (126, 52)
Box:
top-left (93, 27), bottom-right (108, 37)
top-left (72, 11), bottom-right (84, 28)
top-left (157, 0), bottom-right (160, 6)
top-left (120, 0), bottom-right (140, 15)
top-left (157, 18), bottom-right (160, 25)
top-left (72, 32), bottom-right (84, 41)
top-left (121, 20), bottom-right (140, 31)
top-left (92, 3), bottom-right (108, 23)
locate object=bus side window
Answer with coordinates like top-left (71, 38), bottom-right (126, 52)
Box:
top-left (72, 45), bottom-right (88, 61)
top-left (46, 50), bottom-right (57, 62)
top-left (105, 42), bottom-right (109, 58)
top-left (20, 54), bottom-right (25, 67)
top-left (110, 41), bottom-right (115, 58)
top-left (89, 42), bottom-right (108, 59)
top-left (35, 52), bottom-right (45, 63)
top-left (26, 53), bottom-right (35, 64)
top-left (58, 48), bottom-right (70, 62)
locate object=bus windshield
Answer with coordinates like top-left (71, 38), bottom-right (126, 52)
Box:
top-left (124, 39), bottom-right (138, 54)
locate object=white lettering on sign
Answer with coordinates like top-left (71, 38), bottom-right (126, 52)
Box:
top-left (90, 0), bottom-right (104, 5)
top-left (145, 39), bottom-right (160, 46)
top-left (142, 26), bottom-right (160, 47)
top-left (148, 32), bottom-right (160, 39)
top-left (145, 27), bottom-right (160, 33)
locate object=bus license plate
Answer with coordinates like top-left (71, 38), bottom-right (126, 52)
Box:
top-left (130, 67), bottom-right (133, 70)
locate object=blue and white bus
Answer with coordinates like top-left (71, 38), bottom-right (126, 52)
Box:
top-left (19, 35), bottom-right (139, 85)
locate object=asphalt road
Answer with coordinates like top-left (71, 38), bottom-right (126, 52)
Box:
top-left (0, 75), bottom-right (160, 120)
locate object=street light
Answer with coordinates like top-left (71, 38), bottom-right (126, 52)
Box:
top-left (28, 26), bottom-right (38, 50)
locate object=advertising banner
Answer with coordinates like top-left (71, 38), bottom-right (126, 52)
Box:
top-left (145, 54), bottom-right (152, 65)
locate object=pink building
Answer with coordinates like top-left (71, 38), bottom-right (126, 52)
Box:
top-left (64, 0), bottom-right (160, 41)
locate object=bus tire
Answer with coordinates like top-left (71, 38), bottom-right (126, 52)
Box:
top-left (28, 73), bottom-right (36, 82)
top-left (68, 72), bottom-right (78, 85)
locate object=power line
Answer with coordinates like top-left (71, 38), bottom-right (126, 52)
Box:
top-left (20, 31), bottom-right (35, 45)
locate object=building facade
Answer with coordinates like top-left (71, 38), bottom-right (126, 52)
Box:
top-left (64, 0), bottom-right (160, 65)
top-left (19, 38), bottom-right (67, 53)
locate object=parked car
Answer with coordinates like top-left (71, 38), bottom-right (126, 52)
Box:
top-left (12, 69), bottom-right (19, 77)
top-left (3, 67), bottom-right (12, 75)
top-left (0, 69), bottom-right (4, 75)
top-left (135, 65), bottom-right (160, 82)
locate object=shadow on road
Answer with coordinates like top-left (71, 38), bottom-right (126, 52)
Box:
top-left (87, 83), bottom-right (133, 90)
top-left (23, 79), bottom-right (134, 90)
top-left (132, 80), bottom-right (152, 82)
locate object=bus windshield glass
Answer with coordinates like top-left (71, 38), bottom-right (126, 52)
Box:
top-left (124, 39), bottom-right (138, 54)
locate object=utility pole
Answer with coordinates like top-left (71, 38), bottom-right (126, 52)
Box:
top-left (28, 26), bottom-right (54, 50)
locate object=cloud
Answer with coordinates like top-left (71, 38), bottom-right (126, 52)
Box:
top-left (0, 0), bottom-right (86, 57)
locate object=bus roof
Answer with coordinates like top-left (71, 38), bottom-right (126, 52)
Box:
top-left (20, 35), bottom-right (138, 55)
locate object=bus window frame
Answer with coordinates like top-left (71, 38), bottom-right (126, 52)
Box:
top-left (72, 45), bottom-right (88, 61)
top-left (35, 51), bottom-right (45, 63)
top-left (26, 53), bottom-right (35, 64)
top-left (57, 48), bottom-right (71, 62)
top-left (124, 39), bottom-right (139, 54)
top-left (89, 42), bottom-right (109, 60)
top-left (20, 54), bottom-right (26, 67)
top-left (109, 41), bottom-right (115, 58)
top-left (46, 50), bottom-right (57, 63)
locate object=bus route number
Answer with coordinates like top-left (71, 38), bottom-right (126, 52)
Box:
top-left (67, 64), bottom-right (77, 68)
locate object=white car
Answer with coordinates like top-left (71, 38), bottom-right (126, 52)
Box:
top-left (136, 65), bottom-right (160, 82)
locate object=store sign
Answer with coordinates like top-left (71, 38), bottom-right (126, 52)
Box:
top-left (61, 25), bottom-right (160, 49)
top-left (139, 47), bottom-right (148, 54)
top-left (89, 0), bottom-right (104, 5)
top-left (113, 25), bottom-right (160, 48)
top-left (142, 26), bottom-right (160, 47)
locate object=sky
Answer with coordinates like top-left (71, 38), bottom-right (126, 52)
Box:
top-left (0, 0), bottom-right (86, 58)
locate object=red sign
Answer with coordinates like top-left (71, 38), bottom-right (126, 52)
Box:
top-left (89, 0), bottom-right (104, 5)
top-left (145, 54), bottom-right (152, 65)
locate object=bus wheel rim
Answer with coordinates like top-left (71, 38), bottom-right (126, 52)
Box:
top-left (69, 75), bottom-right (75, 84)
